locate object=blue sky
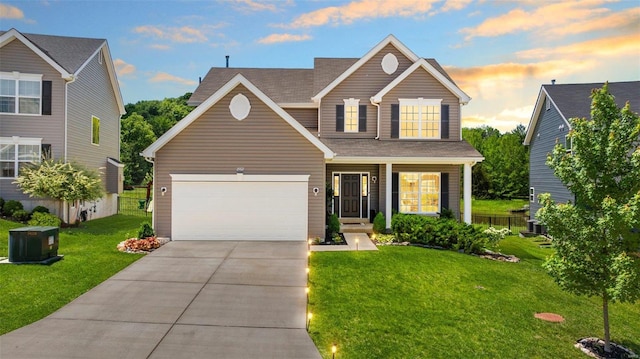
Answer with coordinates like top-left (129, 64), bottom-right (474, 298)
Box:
top-left (1, 0), bottom-right (638, 132)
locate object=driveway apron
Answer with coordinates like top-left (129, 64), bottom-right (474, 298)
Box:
top-left (0, 241), bottom-right (321, 359)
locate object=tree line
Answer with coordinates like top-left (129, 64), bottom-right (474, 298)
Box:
top-left (462, 124), bottom-right (529, 199)
top-left (119, 94), bottom-right (529, 201)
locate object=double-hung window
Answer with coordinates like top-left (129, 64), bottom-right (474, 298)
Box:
top-left (343, 98), bottom-right (359, 132)
top-left (0, 137), bottom-right (42, 178)
top-left (399, 172), bottom-right (440, 214)
top-left (399, 98), bottom-right (441, 139)
top-left (0, 72), bottom-right (42, 115)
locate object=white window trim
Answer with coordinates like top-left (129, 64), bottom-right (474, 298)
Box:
top-left (398, 98), bottom-right (442, 139)
top-left (91, 115), bottom-right (100, 146)
top-left (399, 171), bottom-right (441, 214)
top-left (0, 136), bottom-right (42, 179)
top-left (343, 98), bottom-right (360, 133)
top-left (529, 187), bottom-right (535, 203)
top-left (0, 71), bottom-right (43, 116)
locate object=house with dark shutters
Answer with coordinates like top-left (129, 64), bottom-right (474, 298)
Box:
top-left (524, 80), bottom-right (640, 230)
top-left (142, 35), bottom-right (484, 241)
top-left (0, 28), bottom-right (125, 222)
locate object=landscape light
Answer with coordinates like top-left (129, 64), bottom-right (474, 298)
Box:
top-left (332, 343), bottom-right (337, 359)
top-left (306, 312), bottom-right (313, 331)
top-left (355, 237), bottom-right (359, 251)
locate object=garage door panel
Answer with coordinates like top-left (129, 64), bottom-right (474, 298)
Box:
top-left (171, 176), bottom-right (308, 241)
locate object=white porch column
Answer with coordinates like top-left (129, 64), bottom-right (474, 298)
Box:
top-left (463, 162), bottom-right (472, 224)
top-left (385, 162), bottom-right (392, 230)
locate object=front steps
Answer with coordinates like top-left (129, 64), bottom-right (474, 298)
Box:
top-left (340, 219), bottom-right (373, 234)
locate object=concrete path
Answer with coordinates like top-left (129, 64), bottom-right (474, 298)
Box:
top-left (0, 241), bottom-right (321, 359)
top-left (311, 233), bottom-right (378, 252)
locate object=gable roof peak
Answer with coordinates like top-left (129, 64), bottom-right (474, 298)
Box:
top-left (311, 34), bottom-right (419, 102)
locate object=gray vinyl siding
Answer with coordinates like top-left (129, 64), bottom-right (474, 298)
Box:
top-left (379, 164), bottom-right (460, 220)
top-left (528, 98), bottom-right (573, 219)
top-left (66, 48), bottom-right (121, 189)
top-left (154, 84), bottom-right (326, 239)
top-left (0, 38), bottom-right (66, 201)
top-left (326, 164), bottom-right (379, 218)
top-left (379, 70), bottom-right (460, 140)
top-left (319, 43), bottom-right (413, 138)
top-left (284, 108), bottom-right (318, 131)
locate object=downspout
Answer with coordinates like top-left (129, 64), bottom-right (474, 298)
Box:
top-left (63, 74), bottom-right (77, 224)
top-left (317, 98), bottom-right (321, 137)
top-left (370, 97), bottom-right (380, 140)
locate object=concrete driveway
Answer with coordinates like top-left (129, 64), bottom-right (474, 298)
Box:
top-left (0, 241), bottom-right (321, 359)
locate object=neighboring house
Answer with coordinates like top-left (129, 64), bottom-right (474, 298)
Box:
top-left (524, 81), bottom-right (639, 228)
top-left (0, 28), bottom-right (125, 222)
top-left (142, 35), bottom-right (483, 241)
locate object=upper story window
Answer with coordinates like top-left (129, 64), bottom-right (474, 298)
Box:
top-left (399, 98), bottom-right (441, 139)
top-left (344, 98), bottom-right (359, 132)
top-left (0, 137), bottom-right (42, 178)
top-left (0, 72), bottom-right (42, 115)
top-left (91, 116), bottom-right (100, 145)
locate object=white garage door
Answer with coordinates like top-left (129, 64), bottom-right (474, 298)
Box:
top-left (170, 174), bottom-right (309, 241)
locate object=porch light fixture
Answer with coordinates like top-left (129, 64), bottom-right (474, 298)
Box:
top-left (371, 175), bottom-right (377, 183)
top-left (332, 343), bottom-right (337, 358)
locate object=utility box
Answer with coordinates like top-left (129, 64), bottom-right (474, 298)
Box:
top-left (9, 226), bottom-right (59, 263)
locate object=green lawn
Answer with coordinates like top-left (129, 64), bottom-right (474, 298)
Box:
top-left (308, 236), bottom-right (640, 358)
top-left (468, 198), bottom-right (529, 214)
top-left (0, 215), bottom-right (146, 335)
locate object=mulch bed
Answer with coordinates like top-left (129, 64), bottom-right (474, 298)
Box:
top-left (575, 337), bottom-right (638, 359)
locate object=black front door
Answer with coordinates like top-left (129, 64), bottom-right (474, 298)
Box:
top-left (341, 174), bottom-right (360, 217)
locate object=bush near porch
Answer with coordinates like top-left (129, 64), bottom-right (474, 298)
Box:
top-left (391, 213), bottom-right (488, 254)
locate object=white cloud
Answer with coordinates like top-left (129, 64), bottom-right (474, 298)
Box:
top-left (149, 72), bottom-right (197, 86)
top-left (257, 33), bottom-right (312, 44)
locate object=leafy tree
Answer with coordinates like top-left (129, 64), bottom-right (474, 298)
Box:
top-left (121, 113), bottom-right (156, 185)
top-left (14, 159), bottom-right (104, 224)
top-left (536, 83), bottom-right (640, 353)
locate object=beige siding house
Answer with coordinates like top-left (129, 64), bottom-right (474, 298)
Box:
top-left (143, 35), bottom-right (483, 241)
top-left (0, 28), bottom-right (125, 222)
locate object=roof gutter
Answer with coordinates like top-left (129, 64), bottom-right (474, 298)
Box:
top-left (370, 97), bottom-right (380, 140)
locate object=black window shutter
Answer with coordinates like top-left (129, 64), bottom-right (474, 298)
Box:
top-left (41, 144), bottom-right (52, 160)
top-left (392, 172), bottom-right (399, 213)
top-left (358, 104), bottom-right (367, 132)
top-left (391, 104), bottom-right (399, 138)
top-left (441, 104), bottom-right (449, 139)
top-left (42, 81), bottom-right (52, 115)
top-left (441, 173), bottom-right (449, 210)
top-left (336, 104), bottom-right (344, 132)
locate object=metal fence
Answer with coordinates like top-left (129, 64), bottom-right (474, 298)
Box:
top-left (465, 212), bottom-right (529, 233)
top-left (117, 197), bottom-right (151, 217)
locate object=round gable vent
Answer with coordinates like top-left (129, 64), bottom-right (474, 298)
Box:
top-left (381, 53), bottom-right (399, 75)
top-left (229, 93), bottom-right (251, 121)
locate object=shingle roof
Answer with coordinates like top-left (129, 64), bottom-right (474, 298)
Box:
top-left (319, 138), bottom-right (483, 160)
top-left (188, 67), bottom-right (315, 105)
top-left (313, 58), bottom-right (358, 95)
top-left (544, 81), bottom-right (640, 119)
top-left (1, 30), bottom-right (105, 74)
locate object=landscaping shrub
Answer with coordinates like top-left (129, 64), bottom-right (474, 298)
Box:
top-left (328, 213), bottom-right (340, 235)
top-left (28, 212), bottom-right (62, 227)
top-left (137, 222), bottom-right (155, 239)
top-left (391, 213), bottom-right (488, 254)
top-left (438, 207), bottom-right (455, 219)
top-left (31, 205), bottom-right (50, 214)
top-left (12, 209), bottom-right (30, 222)
top-left (2, 200), bottom-right (23, 217)
top-left (373, 212), bottom-right (386, 233)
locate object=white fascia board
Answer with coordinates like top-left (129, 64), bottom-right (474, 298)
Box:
top-left (327, 156), bottom-right (484, 165)
top-left (372, 59), bottom-right (471, 104)
top-left (312, 34), bottom-right (419, 102)
top-left (278, 102), bottom-right (318, 109)
top-left (170, 174), bottom-right (310, 182)
top-left (142, 74), bottom-right (335, 159)
top-left (0, 29), bottom-right (73, 80)
top-left (523, 86), bottom-right (571, 145)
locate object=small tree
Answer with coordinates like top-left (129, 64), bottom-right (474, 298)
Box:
top-left (14, 159), bottom-right (104, 224)
top-left (537, 83), bottom-right (640, 353)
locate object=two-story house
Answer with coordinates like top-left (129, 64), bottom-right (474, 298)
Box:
top-left (524, 81), bottom-right (639, 230)
top-left (0, 28), bottom-right (125, 222)
top-left (142, 35), bottom-right (483, 241)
